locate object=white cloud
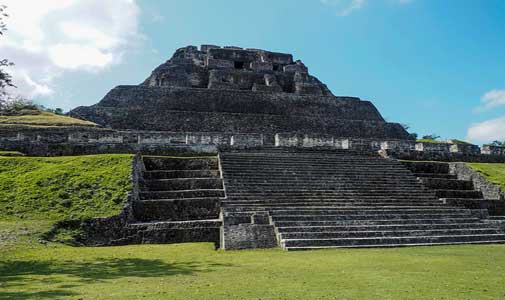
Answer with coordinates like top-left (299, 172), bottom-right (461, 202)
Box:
top-left (321, 0), bottom-right (365, 16)
top-left (478, 89), bottom-right (505, 111)
top-left (320, 0), bottom-right (413, 16)
top-left (466, 117), bottom-right (505, 143)
top-left (49, 44), bottom-right (114, 70)
top-left (1, 0), bottom-right (141, 101)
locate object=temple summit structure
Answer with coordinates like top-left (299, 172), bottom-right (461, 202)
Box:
top-left (70, 45), bottom-right (410, 142)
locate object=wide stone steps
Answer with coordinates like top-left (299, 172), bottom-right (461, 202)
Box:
top-left (273, 218), bottom-right (482, 227)
top-left (272, 213), bottom-right (473, 222)
top-left (277, 222), bottom-right (496, 232)
top-left (282, 235), bottom-right (505, 250)
top-left (224, 178), bottom-right (421, 183)
top-left (220, 151), bottom-right (502, 250)
top-left (267, 208), bottom-right (470, 215)
top-left (222, 165), bottom-right (407, 170)
top-left (224, 205), bottom-right (449, 211)
top-left (226, 187), bottom-right (432, 193)
top-left (128, 155), bottom-right (224, 245)
top-left (401, 162), bottom-right (450, 174)
top-left (420, 178), bottom-right (474, 190)
top-left (413, 173), bottom-right (457, 179)
top-left (434, 189), bottom-right (483, 199)
top-left (226, 193), bottom-right (436, 197)
top-left (226, 190), bottom-right (433, 195)
top-left (223, 168), bottom-right (411, 173)
top-left (225, 197), bottom-right (439, 202)
top-left (223, 202), bottom-right (444, 207)
top-left (279, 228), bottom-right (502, 240)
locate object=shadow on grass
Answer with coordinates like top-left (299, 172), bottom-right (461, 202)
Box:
top-left (0, 258), bottom-right (231, 300)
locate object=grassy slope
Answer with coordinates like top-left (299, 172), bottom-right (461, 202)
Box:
top-left (1, 233), bottom-right (505, 300)
top-left (467, 163), bottom-right (505, 190)
top-left (0, 155), bottom-right (132, 222)
top-left (0, 151), bottom-right (24, 156)
top-left (0, 111), bottom-right (96, 127)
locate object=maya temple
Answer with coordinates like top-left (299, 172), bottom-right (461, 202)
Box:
top-left (3, 45), bottom-right (505, 250)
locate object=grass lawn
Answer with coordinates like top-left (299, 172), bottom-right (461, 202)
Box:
top-left (0, 110), bottom-right (97, 127)
top-left (1, 222), bottom-right (505, 300)
top-left (467, 163), bottom-right (505, 190)
top-left (2, 156), bottom-right (505, 299)
top-left (0, 154), bottom-right (132, 222)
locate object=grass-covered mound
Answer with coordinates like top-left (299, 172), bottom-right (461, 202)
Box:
top-left (0, 109), bottom-right (97, 127)
top-left (0, 154), bottom-right (133, 222)
top-left (1, 235), bottom-right (505, 300)
top-left (0, 150), bottom-right (24, 156)
top-left (467, 163), bottom-right (505, 190)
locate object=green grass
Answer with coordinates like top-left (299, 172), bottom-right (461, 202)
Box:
top-left (416, 138), bottom-right (448, 144)
top-left (0, 154), bottom-right (133, 222)
top-left (0, 110), bottom-right (97, 127)
top-left (1, 223), bottom-right (505, 300)
top-left (0, 151), bottom-right (25, 156)
top-left (467, 163), bottom-right (505, 190)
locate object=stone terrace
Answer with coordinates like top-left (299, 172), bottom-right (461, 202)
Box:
top-left (219, 148), bottom-right (505, 250)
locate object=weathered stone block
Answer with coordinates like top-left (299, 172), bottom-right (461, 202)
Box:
top-left (221, 224), bottom-right (277, 250)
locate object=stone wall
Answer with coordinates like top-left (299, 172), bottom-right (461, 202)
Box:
top-left (70, 86), bottom-right (410, 139)
top-left (482, 145), bottom-right (505, 155)
top-left (2, 125), bottom-right (505, 161)
top-left (449, 163), bottom-right (504, 200)
top-left (220, 211), bottom-right (278, 250)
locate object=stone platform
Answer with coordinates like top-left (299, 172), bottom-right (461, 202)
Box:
top-left (70, 45), bottom-right (410, 141)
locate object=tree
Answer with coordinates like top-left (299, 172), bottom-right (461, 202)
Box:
top-left (490, 140), bottom-right (505, 147)
top-left (0, 5), bottom-right (15, 109)
top-left (422, 134), bottom-right (441, 140)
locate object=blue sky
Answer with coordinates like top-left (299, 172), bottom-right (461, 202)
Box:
top-left (2, 0), bottom-right (505, 144)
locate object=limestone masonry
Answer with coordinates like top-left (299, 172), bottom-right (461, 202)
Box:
top-left (70, 45), bottom-right (410, 140)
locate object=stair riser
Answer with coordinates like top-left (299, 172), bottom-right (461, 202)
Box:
top-left (143, 157), bottom-right (218, 171)
top-left (277, 223), bottom-right (495, 232)
top-left (273, 218), bottom-right (481, 227)
top-left (142, 178), bottom-right (223, 191)
top-left (267, 209), bottom-right (470, 216)
top-left (280, 229), bottom-right (502, 239)
top-left (272, 214), bottom-right (472, 222)
top-left (435, 190), bottom-right (483, 199)
top-left (144, 170), bottom-right (220, 179)
top-left (401, 162), bottom-right (450, 174)
top-left (414, 173), bottom-right (457, 179)
top-left (133, 198), bottom-right (220, 222)
top-left (281, 235), bottom-right (505, 248)
top-left (420, 178), bottom-right (474, 190)
top-left (140, 190), bottom-right (225, 200)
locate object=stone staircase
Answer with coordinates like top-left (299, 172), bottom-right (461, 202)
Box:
top-left (402, 161), bottom-right (483, 201)
top-left (220, 148), bottom-right (505, 250)
top-left (120, 156), bottom-right (224, 245)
